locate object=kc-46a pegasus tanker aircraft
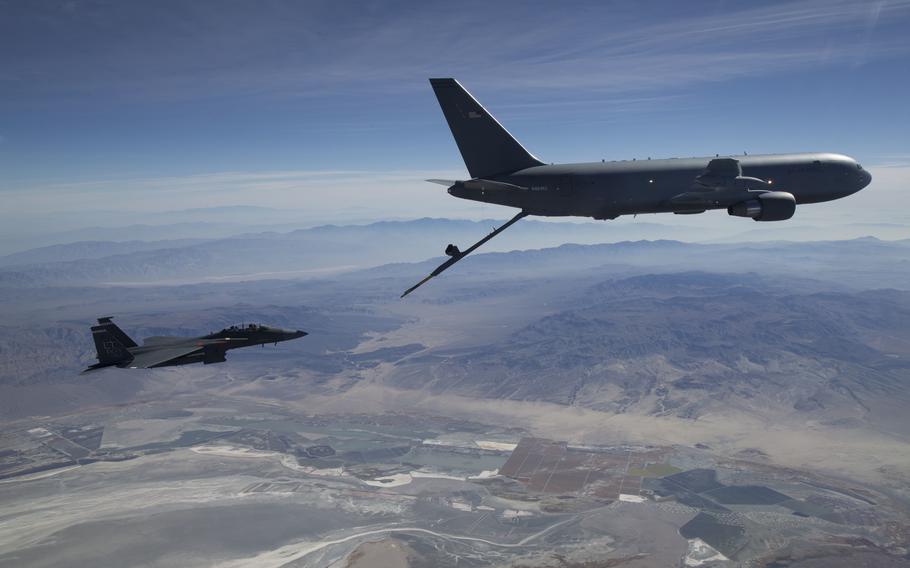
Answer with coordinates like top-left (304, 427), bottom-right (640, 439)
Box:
top-left (82, 317), bottom-right (307, 372)
top-left (402, 78), bottom-right (872, 297)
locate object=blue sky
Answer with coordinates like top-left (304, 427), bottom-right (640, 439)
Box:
top-left (1, 0), bottom-right (909, 226)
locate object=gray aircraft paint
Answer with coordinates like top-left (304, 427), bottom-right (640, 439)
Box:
top-left (83, 317), bottom-right (306, 372)
top-left (402, 78), bottom-right (871, 297)
top-left (450, 152), bottom-right (869, 219)
top-left (431, 78), bottom-right (870, 219)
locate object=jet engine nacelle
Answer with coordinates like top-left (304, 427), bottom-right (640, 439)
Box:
top-left (728, 191), bottom-right (796, 222)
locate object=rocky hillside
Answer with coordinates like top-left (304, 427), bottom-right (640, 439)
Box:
top-left (386, 272), bottom-right (910, 436)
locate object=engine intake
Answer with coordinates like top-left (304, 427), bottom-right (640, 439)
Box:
top-left (728, 191), bottom-right (795, 222)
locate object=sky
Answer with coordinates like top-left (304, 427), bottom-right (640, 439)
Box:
top-left (1, 0), bottom-right (909, 232)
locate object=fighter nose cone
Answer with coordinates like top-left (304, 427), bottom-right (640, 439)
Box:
top-left (294, 330), bottom-right (308, 338)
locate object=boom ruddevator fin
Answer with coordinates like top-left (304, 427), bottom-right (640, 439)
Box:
top-left (429, 78), bottom-right (543, 179)
top-left (401, 211), bottom-right (528, 298)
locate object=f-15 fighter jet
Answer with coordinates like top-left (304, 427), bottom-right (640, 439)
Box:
top-left (82, 317), bottom-right (306, 372)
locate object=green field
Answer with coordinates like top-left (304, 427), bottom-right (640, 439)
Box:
top-left (627, 463), bottom-right (682, 478)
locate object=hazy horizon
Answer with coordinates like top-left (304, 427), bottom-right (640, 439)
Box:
top-left (2, 0), bottom-right (909, 239)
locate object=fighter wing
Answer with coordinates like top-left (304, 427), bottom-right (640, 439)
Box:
top-left (142, 336), bottom-right (185, 346)
top-left (126, 345), bottom-right (203, 368)
top-left (196, 338), bottom-right (247, 345)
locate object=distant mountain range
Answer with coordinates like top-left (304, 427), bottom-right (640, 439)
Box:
top-left (1, 231), bottom-right (909, 428)
top-left (385, 270), bottom-right (910, 438)
top-left (2, 217), bottom-right (909, 288)
top-left (0, 218), bottom-right (705, 286)
top-left (0, 238), bottom-right (210, 267)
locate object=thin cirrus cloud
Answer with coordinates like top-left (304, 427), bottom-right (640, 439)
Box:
top-left (475, 1), bottom-right (904, 90)
top-left (1, 0), bottom-right (906, 105)
top-left (0, 0), bottom-right (907, 232)
top-left (0, 169), bottom-right (470, 220)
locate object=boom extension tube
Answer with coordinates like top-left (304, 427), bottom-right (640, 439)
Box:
top-left (401, 211), bottom-right (528, 298)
